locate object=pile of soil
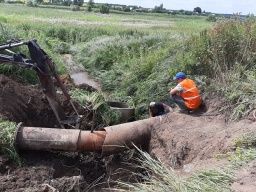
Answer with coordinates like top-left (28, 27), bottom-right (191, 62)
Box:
top-left (0, 74), bottom-right (57, 127)
top-left (0, 74), bottom-right (256, 191)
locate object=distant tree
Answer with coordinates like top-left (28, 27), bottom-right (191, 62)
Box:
top-left (73, 0), bottom-right (77, 5)
top-left (77, 0), bottom-right (83, 6)
top-left (88, 0), bottom-right (94, 7)
top-left (87, 0), bottom-right (94, 11)
top-left (185, 11), bottom-right (193, 15)
top-left (153, 3), bottom-right (166, 13)
top-left (246, 14), bottom-right (256, 22)
top-left (122, 5), bottom-right (130, 12)
top-left (87, 5), bottom-right (92, 12)
top-left (179, 9), bottom-right (185, 15)
top-left (100, 4), bottom-right (109, 14)
top-left (193, 7), bottom-right (202, 14)
top-left (62, 0), bottom-right (72, 6)
top-left (131, 5), bottom-right (138, 11)
top-left (206, 15), bottom-right (217, 22)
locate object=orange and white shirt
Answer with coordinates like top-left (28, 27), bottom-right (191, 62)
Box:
top-left (174, 79), bottom-right (201, 109)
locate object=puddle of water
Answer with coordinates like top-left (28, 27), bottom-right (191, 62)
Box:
top-left (71, 72), bottom-right (100, 90)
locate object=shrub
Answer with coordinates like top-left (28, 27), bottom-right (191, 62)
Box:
top-left (0, 120), bottom-right (21, 165)
top-left (0, 22), bottom-right (17, 45)
top-left (70, 4), bottom-right (80, 11)
top-left (206, 15), bottom-right (217, 22)
top-left (26, 0), bottom-right (37, 7)
top-left (0, 16), bottom-right (7, 23)
top-left (100, 4), bottom-right (109, 14)
top-left (87, 5), bottom-right (92, 12)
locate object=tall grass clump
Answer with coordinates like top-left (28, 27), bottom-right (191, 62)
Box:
top-left (112, 132), bottom-right (256, 192)
top-left (0, 22), bottom-right (16, 46)
top-left (0, 120), bottom-right (21, 165)
top-left (185, 19), bottom-right (256, 83)
top-left (0, 22), bottom-right (39, 83)
top-left (70, 89), bottom-right (120, 128)
top-left (77, 33), bottom-right (164, 71)
top-left (42, 25), bottom-right (113, 44)
top-left (111, 147), bottom-right (233, 192)
top-left (181, 19), bottom-right (256, 120)
top-left (227, 132), bottom-right (256, 167)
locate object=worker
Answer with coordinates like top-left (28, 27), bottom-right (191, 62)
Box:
top-left (170, 72), bottom-right (201, 113)
top-left (149, 102), bottom-right (173, 117)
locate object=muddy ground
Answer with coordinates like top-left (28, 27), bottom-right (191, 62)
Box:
top-left (0, 74), bottom-right (256, 192)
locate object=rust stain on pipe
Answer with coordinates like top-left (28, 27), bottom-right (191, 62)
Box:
top-left (77, 131), bottom-right (106, 151)
top-left (14, 118), bottom-right (157, 155)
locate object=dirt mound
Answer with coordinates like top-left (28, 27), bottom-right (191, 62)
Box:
top-left (0, 74), bottom-right (58, 127)
top-left (0, 74), bottom-right (256, 191)
top-left (149, 112), bottom-right (256, 168)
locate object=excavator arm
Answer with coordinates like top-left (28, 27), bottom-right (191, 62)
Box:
top-left (0, 39), bottom-right (82, 129)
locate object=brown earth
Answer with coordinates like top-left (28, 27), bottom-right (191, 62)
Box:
top-left (0, 74), bottom-right (256, 192)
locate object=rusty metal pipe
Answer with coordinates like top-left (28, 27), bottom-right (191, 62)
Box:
top-left (14, 118), bottom-right (156, 155)
top-left (14, 123), bottom-right (106, 152)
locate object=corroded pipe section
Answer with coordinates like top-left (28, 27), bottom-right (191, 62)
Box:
top-left (14, 123), bottom-right (79, 152)
top-left (102, 118), bottom-right (154, 156)
top-left (14, 123), bottom-right (106, 152)
top-left (77, 131), bottom-right (106, 151)
top-left (14, 118), bottom-right (156, 155)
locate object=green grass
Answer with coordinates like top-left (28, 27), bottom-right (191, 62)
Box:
top-left (1, 4), bottom-right (255, 121)
top-left (70, 89), bottom-right (121, 127)
top-left (111, 147), bottom-right (234, 192)
top-left (0, 119), bottom-right (21, 165)
top-left (0, 3), bottom-right (212, 120)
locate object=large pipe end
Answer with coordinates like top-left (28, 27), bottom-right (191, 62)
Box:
top-left (101, 120), bottom-right (152, 156)
top-left (14, 124), bottom-right (81, 152)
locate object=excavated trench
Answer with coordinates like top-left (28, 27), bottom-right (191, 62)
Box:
top-left (2, 72), bottom-right (256, 192)
top-left (0, 73), bottom-right (148, 191)
top-left (1, 49), bottom-right (256, 191)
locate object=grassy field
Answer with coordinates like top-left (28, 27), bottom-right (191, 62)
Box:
top-left (1, 3), bottom-right (256, 121)
top-left (0, 3), bottom-right (213, 118)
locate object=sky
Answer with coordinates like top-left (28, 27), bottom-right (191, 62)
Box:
top-left (95, 0), bottom-right (256, 15)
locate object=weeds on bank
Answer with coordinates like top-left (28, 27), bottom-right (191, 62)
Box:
top-left (70, 89), bottom-right (120, 128)
top-left (2, 5), bottom-right (255, 120)
top-left (182, 19), bottom-right (256, 121)
top-left (73, 17), bottom-right (256, 121)
top-left (111, 132), bottom-right (256, 192)
top-left (110, 147), bottom-right (233, 192)
top-left (0, 119), bottom-right (21, 165)
top-left (74, 32), bottom-right (182, 119)
top-left (227, 132), bottom-right (256, 167)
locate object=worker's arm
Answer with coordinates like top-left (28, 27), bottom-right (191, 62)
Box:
top-left (170, 88), bottom-right (178, 95)
top-left (162, 103), bottom-right (173, 112)
top-left (170, 83), bottom-right (183, 95)
top-left (149, 108), bottom-right (153, 118)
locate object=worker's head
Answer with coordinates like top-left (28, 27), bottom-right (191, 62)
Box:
top-left (149, 102), bottom-right (156, 108)
top-left (173, 72), bottom-right (186, 82)
top-left (149, 102), bottom-right (157, 113)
